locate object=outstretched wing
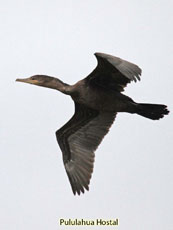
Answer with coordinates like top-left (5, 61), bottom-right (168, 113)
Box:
top-left (56, 102), bottom-right (116, 195)
top-left (85, 52), bottom-right (142, 92)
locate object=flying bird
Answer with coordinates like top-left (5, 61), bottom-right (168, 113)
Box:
top-left (16, 53), bottom-right (169, 195)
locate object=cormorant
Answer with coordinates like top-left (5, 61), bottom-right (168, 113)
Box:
top-left (16, 53), bottom-right (169, 195)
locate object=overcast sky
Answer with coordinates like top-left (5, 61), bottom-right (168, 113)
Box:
top-left (0, 0), bottom-right (172, 230)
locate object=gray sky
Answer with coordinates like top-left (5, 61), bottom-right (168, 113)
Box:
top-left (0, 0), bottom-right (172, 230)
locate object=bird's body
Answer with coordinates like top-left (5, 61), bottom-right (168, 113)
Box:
top-left (16, 52), bottom-right (169, 195)
top-left (71, 81), bottom-right (132, 112)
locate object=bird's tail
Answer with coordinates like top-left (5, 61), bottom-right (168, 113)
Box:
top-left (136, 103), bottom-right (169, 120)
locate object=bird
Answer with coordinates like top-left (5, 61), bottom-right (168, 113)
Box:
top-left (16, 52), bottom-right (169, 195)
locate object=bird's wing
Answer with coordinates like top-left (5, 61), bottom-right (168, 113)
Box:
top-left (85, 52), bottom-right (142, 92)
top-left (56, 102), bottom-right (116, 195)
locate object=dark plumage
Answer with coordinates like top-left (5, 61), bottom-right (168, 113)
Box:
top-left (16, 52), bottom-right (169, 195)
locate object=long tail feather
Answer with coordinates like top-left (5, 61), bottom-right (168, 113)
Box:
top-left (136, 103), bottom-right (169, 120)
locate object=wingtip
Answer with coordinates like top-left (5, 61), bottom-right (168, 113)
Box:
top-left (94, 52), bottom-right (107, 58)
top-left (94, 52), bottom-right (99, 56)
top-left (94, 52), bottom-right (100, 58)
top-left (138, 67), bottom-right (142, 78)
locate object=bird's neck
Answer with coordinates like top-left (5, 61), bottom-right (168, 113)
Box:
top-left (50, 77), bottom-right (72, 95)
top-left (34, 75), bottom-right (74, 95)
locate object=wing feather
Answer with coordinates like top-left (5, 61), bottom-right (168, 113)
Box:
top-left (85, 52), bottom-right (142, 92)
top-left (56, 103), bottom-right (116, 195)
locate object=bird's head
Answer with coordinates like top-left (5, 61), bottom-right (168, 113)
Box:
top-left (16, 75), bottom-right (56, 87)
top-left (16, 75), bottom-right (70, 94)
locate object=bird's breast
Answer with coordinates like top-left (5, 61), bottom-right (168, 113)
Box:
top-left (72, 85), bottom-right (124, 112)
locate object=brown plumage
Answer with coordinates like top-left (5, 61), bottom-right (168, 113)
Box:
top-left (16, 52), bottom-right (169, 195)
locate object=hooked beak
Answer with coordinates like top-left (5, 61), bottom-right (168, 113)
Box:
top-left (16, 78), bottom-right (39, 85)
